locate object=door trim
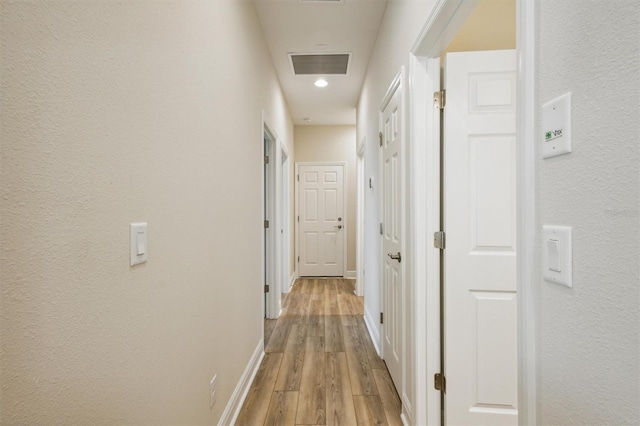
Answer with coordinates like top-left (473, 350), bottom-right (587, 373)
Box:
top-left (408, 0), bottom-right (536, 424)
top-left (295, 161), bottom-right (348, 278)
top-left (356, 138), bottom-right (366, 296)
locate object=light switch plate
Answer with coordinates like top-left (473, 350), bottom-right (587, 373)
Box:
top-left (130, 223), bottom-right (148, 266)
top-left (542, 92), bottom-right (572, 159)
top-left (543, 225), bottom-right (572, 287)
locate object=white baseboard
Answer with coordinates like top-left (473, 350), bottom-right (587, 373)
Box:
top-left (363, 306), bottom-right (381, 357)
top-left (401, 412), bottom-right (410, 426)
top-left (218, 339), bottom-right (264, 426)
top-left (288, 272), bottom-right (297, 291)
top-left (344, 270), bottom-right (356, 279)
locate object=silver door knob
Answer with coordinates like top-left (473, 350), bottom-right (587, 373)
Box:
top-left (387, 252), bottom-right (401, 262)
top-left (335, 224), bottom-right (343, 229)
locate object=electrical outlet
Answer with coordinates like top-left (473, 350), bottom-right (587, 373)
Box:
top-left (209, 375), bottom-right (217, 408)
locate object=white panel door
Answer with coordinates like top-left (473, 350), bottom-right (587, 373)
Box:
top-left (444, 50), bottom-right (517, 426)
top-left (298, 164), bottom-right (344, 277)
top-left (381, 82), bottom-right (403, 392)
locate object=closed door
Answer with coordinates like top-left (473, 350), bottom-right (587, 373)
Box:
top-left (381, 80), bottom-right (403, 392)
top-left (444, 50), bottom-right (517, 425)
top-left (298, 164), bottom-right (345, 277)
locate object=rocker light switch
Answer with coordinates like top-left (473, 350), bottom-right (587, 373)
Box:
top-left (547, 239), bottom-right (560, 272)
top-left (130, 223), bottom-right (148, 266)
top-left (543, 225), bottom-right (572, 287)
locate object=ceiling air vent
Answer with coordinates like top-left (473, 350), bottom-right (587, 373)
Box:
top-left (289, 53), bottom-right (350, 75)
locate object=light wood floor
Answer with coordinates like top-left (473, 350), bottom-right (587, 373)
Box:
top-left (237, 278), bottom-right (402, 426)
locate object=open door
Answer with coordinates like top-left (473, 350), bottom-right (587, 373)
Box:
top-left (443, 49), bottom-right (518, 425)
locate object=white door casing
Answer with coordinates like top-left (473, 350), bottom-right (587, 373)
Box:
top-left (380, 74), bottom-right (403, 393)
top-left (444, 49), bottom-right (518, 425)
top-left (297, 163), bottom-right (346, 277)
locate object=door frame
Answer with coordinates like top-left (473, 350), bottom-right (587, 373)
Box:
top-left (295, 161), bottom-right (348, 278)
top-left (408, 0), bottom-right (536, 424)
top-left (356, 138), bottom-right (366, 296)
top-left (263, 118), bottom-right (285, 320)
top-left (281, 146), bottom-right (292, 293)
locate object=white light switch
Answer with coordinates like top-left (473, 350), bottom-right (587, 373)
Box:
top-left (543, 225), bottom-right (572, 287)
top-left (130, 223), bottom-right (148, 266)
top-left (547, 239), bottom-right (560, 272)
top-left (542, 92), bottom-right (572, 159)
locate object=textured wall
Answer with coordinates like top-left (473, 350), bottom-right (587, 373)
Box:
top-left (294, 125), bottom-right (357, 272)
top-left (536, 1), bottom-right (640, 424)
top-left (0, 1), bottom-right (293, 424)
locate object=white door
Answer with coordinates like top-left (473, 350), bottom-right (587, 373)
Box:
top-left (444, 50), bottom-right (517, 425)
top-left (381, 80), bottom-right (403, 392)
top-left (298, 164), bottom-right (345, 277)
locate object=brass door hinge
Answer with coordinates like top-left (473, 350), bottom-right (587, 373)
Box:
top-left (379, 131), bottom-right (383, 147)
top-left (264, 220), bottom-right (270, 229)
top-left (380, 312), bottom-right (384, 324)
top-left (434, 373), bottom-right (446, 393)
top-left (434, 90), bottom-right (446, 110)
top-left (264, 284), bottom-right (270, 293)
top-left (264, 155), bottom-right (269, 164)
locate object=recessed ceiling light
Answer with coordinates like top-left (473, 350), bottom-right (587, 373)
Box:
top-left (314, 79), bottom-right (328, 88)
top-left (304, 118), bottom-right (312, 122)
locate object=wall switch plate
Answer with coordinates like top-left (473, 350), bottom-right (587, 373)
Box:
top-left (130, 223), bottom-right (148, 266)
top-left (209, 374), bottom-right (217, 408)
top-left (542, 92), bottom-right (572, 159)
top-left (543, 225), bottom-right (572, 288)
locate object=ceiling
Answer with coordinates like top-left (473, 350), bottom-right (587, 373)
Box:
top-left (252, 0), bottom-right (389, 126)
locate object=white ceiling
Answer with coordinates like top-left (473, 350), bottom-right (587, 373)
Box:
top-left (252, 0), bottom-right (389, 126)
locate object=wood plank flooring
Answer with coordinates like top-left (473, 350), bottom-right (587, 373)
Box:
top-left (238, 278), bottom-right (401, 426)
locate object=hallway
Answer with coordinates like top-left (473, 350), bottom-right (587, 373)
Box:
top-left (236, 279), bottom-right (402, 425)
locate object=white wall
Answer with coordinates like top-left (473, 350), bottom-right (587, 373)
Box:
top-left (536, 1), bottom-right (639, 424)
top-left (356, 1), bottom-right (437, 422)
top-left (0, 2), bottom-right (293, 424)
top-left (294, 125), bottom-right (357, 273)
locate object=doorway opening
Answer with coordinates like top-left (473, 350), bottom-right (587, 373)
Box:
top-left (407, 0), bottom-right (535, 424)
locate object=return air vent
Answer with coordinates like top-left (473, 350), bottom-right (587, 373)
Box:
top-left (289, 53), bottom-right (350, 75)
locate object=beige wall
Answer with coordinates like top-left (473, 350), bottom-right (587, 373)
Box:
top-left (294, 125), bottom-right (357, 273)
top-left (443, 0), bottom-right (516, 55)
top-left (0, 1), bottom-right (293, 424)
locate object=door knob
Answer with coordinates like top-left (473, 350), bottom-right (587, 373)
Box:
top-left (335, 224), bottom-right (343, 229)
top-left (338, 217), bottom-right (343, 222)
top-left (387, 252), bottom-right (401, 262)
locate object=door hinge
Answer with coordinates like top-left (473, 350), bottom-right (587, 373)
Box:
top-left (380, 312), bottom-right (384, 324)
top-left (379, 223), bottom-right (384, 235)
top-left (434, 373), bottom-right (446, 393)
top-left (434, 90), bottom-right (446, 110)
top-left (297, 255), bottom-right (300, 263)
top-left (264, 155), bottom-right (269, 164)
top-left (297, 215), bottom-right (300, 222)
top-left (264, 284), bottom-right (270, 293)
top-left (264, 220), bottom-right (270, 229)
top-left (379, 131), bottom-right (383, 147)
top-left (434, 231), bottom-right (446, 249)
top-left (297, 174), bottom-right (299, 182)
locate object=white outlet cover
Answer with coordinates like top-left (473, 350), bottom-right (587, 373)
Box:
top-left (210, 375), bottom-right (217, 408)
top-left (543, 225), bottom-right (572, 288)
top-left (542, 92), bottom-right (572, 159)
top-left (130, 223), bottom-right (148, 266)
